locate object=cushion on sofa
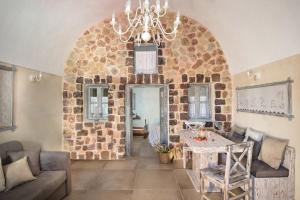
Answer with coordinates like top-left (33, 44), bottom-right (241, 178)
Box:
top-left (8, 150), bottom-right (41, 176)
top-left (3, 156), bottom-right (36, 191)
top-left (0, 141), bottom-right (23, 165)
top-left (259, 136), bottom-right (288, 169)
top-left (247, 137), bottom-right (262, 160)
top-left (228, 125), bottom-right (246, 143)
top-left (0, 159), bottom-right (5, 192)
top-left (244, 128), bottom-right (264, 142)
top-left (233, 125), bottom-right (247, 135)
top-left (251, 160), bottom-right (289, 178)
top-left (0, 171), bottom-right (66, 200)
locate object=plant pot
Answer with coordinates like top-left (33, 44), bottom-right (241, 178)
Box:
top-left (159, 152), bottom-right (170, 164)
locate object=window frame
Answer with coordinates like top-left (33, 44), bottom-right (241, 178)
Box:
top-left (84, 84), bottom-right (109, 122)
top-left (188, 83), bottom-right (212, 122)
top-left (134, 44), bottom-right (158, 74)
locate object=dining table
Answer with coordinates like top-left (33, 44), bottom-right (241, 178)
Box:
top-left (180, 129), bottom-right (234, 192)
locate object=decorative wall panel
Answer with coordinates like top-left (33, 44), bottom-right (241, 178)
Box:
top-left (236, 79), bottom-right (293, 119)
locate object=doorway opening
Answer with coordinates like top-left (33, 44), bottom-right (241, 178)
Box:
top-left (125, 84), bottom-right (169, 156)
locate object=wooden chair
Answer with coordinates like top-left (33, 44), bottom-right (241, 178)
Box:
top-left (200, 141), bottom-right (254, 200)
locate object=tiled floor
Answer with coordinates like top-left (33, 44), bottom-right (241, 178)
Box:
top-left (65, 137), bottom-right (201, 200)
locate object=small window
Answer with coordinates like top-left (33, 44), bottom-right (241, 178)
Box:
top-left (84, 84), bottom-right (108, 121)
top-left (188, 84), bottom-right (211, 121)
top-left (134, 45), bottom-right (157, 74)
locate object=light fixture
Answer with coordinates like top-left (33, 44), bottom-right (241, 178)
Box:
top-left (29, 72), bottom-right (42, 82)
top-left (110, 0), bottom-right (181, 46)
top-left (247, 70), bottom-right (261, 81)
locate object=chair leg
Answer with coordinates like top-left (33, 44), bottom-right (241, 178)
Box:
top-left (200, 173), bottom-right (205, 200)
top-left (223, 188), bottom-right (229, 200)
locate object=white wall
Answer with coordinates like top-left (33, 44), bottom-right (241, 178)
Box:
top-left (233, 54), bottom-right (300, 199)
top-left (132, 87), bottom-right (160, 128)
top-left (0, 63), bottom-right (63, 151)
top-left (0, 0), bottom-right (300, 75)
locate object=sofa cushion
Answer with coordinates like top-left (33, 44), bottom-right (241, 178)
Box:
top-left (244, 128), bottom-right (264, 142)
top-left (0, 141), bottom-right (23, 165)
top-left (259, 136), bottom-right (288, 169)
top-left (233, 125), bottom-right (247, 135)
top-left (3, 156), bottom-right (36, 191)
top-left (230, 132), bottom-right (245, 143)
top-left (0, 159), bottom-right (5, 192)
top-left (247, 137), bottom-right (262, 160)
top-left (251, 160), bottom-right (289, 178)
top-left (8, 150), bottom-right (41, 176)
top-left (0, 171), bottom-right (66, 200)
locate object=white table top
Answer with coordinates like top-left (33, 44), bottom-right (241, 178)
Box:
top-left (180, 130), bottom-right (234, 153)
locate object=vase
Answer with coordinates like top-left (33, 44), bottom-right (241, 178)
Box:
top-left (159, 152), bottom-right (170, 164)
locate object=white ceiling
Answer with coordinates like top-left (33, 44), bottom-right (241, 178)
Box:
top-left (0, 0), bottom-right (299, 75)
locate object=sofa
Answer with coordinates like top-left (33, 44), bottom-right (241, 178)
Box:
top-left (0, 141), bottom-right (71, 200)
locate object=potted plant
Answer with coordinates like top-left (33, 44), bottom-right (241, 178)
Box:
top-left (154, 143), bottom-right (173, 164)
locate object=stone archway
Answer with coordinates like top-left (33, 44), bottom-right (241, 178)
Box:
top-left (63, 12), bottom-right (233, 160)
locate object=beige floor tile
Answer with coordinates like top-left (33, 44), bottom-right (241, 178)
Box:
top-left (71, 160), bottom-right (106, 170)
top-left (132, 189), bottom-right (183, 200)
top-left (137, 157), bottom-right (174, 170)
top-left (95, 170), bottom-right (136, 190)
top-left (86, 190), bottom-right (133, 200)
top-left (134, 169), bottom-right (178, 189)
top-left (180, 189), bottom-right (202, 200)
top-left (71, 169), bottom-right (101, 190)
top-left (173, 169), bottom-right (194, 189)
top-left (103, 159), bottom-right (137, 170)
top-left (66, 135), bottom-right (202, 200)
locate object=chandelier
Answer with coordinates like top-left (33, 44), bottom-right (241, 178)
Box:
top-left (110, 0), bottom-right (181, 46)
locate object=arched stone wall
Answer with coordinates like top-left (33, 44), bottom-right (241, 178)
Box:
top-left (63, 12), bottom-right (232, 160)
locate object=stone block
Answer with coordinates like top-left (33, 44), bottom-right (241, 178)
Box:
top-left (170, 135), bottom-right (180, 143)
top-left (76, 77), bottom-right (84, 84)
top-left (215, 114), bottom-right (226, 121)
top-left (212, 74), bottom-right (221, 82)
top-left (77, 130), bottom-right (88, 136)
top-left (196, 74), bottom-right (204, 82)
top-left (215, 99), bottom-right (225, 105)
top-left (214, 83), bottom-right (226, 90)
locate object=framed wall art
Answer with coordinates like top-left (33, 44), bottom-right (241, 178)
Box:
top-left (236, 78), bottom-right (294, 120)
top-left (0, 64), bottom-right (15, 131)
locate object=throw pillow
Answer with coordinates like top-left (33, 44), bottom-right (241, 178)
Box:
top-left (244, 128), bottom-right (264, 142)
top-left (8, 150), bottom-right (40, 176)
top-left (259, 136), bottom-right (288, 169)
top-left (233, 125), bottom-right (247, 135)
top-left (228, 125), bottom-right (246, 143)
top-left (3, 156), bottom-right (36, 191)
top-left (0, 158), bottom-right (5, 192)
top-left (230, 132), bottom-right (245, 143)
top-left (247, 137), bottom-right (262, 160)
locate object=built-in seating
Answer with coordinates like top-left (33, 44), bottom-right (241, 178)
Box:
top-left (227, 125), bottom-right (295, 200)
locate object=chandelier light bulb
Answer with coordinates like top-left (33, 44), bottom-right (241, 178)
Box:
top-left (141, 31), bottom-right (151, 42)
top-left (144, 0), bottom-right (150, 9)
top-left (156, 0), bottom-right (161, 13)
top-left (164, 0), bottom-right (169, 9)
top-left (125, 0), bottom-right (131, 14)
top-left (110, 0), bottom-right (180, 45)
top-left (111, 11), bottom-right (116, 25)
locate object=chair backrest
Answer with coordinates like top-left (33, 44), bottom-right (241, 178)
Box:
top-left (224, 141), bottom-right (254, 186)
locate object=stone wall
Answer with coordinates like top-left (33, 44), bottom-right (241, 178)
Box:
top-left (63, 13), bottom-right (232, 160)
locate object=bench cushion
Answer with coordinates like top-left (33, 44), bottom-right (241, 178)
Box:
top-left (0, 170), bottom-right (66, 200)
top-left (247, 137), bottom-right (262, 160)
top-left (251, 160), bottom-right (289, 178)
